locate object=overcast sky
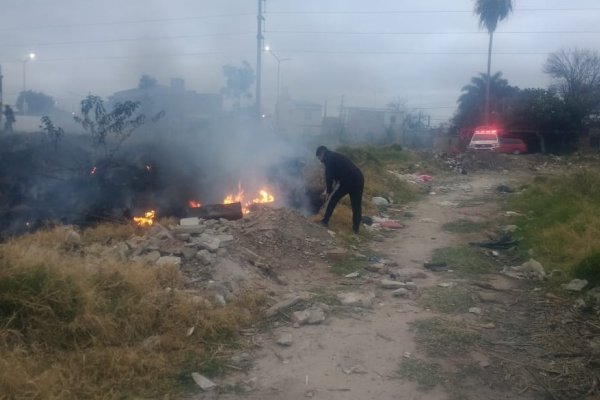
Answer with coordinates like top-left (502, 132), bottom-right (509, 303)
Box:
top-left (1, 0), bottom-right (599, 124)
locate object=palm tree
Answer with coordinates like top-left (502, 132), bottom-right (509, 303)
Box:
top-left (474, 0), bottom-right (513, 125)
top-left (454, 72), bottom-right (516, 128)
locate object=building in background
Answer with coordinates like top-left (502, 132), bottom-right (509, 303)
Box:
top-left (111, 78), bottom-right (222, 135)
top-left (276, 91), bottom-right (323, 137)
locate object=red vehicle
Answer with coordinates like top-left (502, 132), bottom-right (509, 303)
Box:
top-left (495, 138), bottom-right (527, 154)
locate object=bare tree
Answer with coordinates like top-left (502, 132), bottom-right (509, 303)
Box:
top-left (545, 48), bottom-right (600, 128)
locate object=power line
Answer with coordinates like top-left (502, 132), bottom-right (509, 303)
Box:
top-left (266, 29), bottom-right (600, 36)
top-left (0, 48), bottom-right (560, 64)
top-left (265, 7), bottom-right (600, 15)
top-left (4, 29), bottom-right (596, 50)
top-left (266, 50), bottom-right (553, 55)
top-left (0, 13), bottom-right (254, 32)
top-left (2, 7), bottom-right (596, 32)
top-left (0, 32), bottom-right (254, 48)
top-left (0, 51), bottom-right (232, 64)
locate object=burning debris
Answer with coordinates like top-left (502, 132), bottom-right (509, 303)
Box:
top-left (0, 103), bottom-right (323, 240)
top-left (133, 210), bottom-right (156, 227)
top-left (222, 183), bottom-right (276, 214)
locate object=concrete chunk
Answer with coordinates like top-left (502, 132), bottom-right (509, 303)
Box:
top-left (180, 217), bottom-right (200, 226)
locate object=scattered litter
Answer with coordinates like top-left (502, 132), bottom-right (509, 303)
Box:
top-left (437, 200), bottom-right (459, 207)
top-left (403, 352), bottom-right (412, 359)
top-left (277, 333), bottom-right (294, 347)
top-left (469, 307), bottom-right (482, 315)
top-left (512, 259), bottom-right (546, 280)
top-left (470, 235), bottom-right (518, 249)
top-left (504, 211), bottom-right (523, 217)
top-left (496, 185), bottom-right (515, 193)
top-left (344, 272), bottom-right (360, 278)
top-left (392, 288), bottom-right (409, 297)
top-left (438, 282), bottom-right (455, 288)
top-left (191, 373), bottom-right (216, 391)
top-left (379, 221), bottom-right (404, 229)
top-left (372, 197), bottom-right (390, 207)
top-left (424, 262), bottom-right (450, 272)
top-left (418, 174), bottom-right (433, 182)
top-left (562, 279), bottom-right (588, 292)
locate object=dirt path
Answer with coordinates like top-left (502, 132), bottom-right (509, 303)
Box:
top-left (212, 171), bottom-right (532, 400)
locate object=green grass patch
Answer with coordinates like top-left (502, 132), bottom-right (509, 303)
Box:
top-left (572, 252), bottom-right (600, 288)
top-left (398, 358), bottom-right (442, 390)
top-left (509, 169), bottom-right (600, 279)
top-left (442, 219), bottom-right (491, 234)
top-left (338, 144), bottom-right (409, 166)
top-left (431, 246), bottom-right (496, 276)
top-left (411, 318), bottom-right (481, 356)
top-left (338, 145), bottom-right (422, 205)
top-left (310, 287), bottom-right (342, 306)
top-left (330, 259), bottom-right (364, 276)
top-left (418, 286), bottom-right (474, 314)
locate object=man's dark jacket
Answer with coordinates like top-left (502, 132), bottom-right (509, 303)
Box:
top-left (322, 150), bottom-right (364, 194)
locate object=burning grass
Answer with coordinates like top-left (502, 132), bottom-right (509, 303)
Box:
top-left (0, 225), bottom-right (264, 399)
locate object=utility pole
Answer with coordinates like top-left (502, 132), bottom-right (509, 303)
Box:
top-left (0, 65), bottom-right (3, 129)
top-left (256, 0), bottom-right (265, 118)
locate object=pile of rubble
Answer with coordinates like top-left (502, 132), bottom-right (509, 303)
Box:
top-left (90, 206), bottom-right (337, 303)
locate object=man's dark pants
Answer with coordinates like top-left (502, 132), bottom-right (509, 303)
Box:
top-left (321, 180), bottom-right (364, 233)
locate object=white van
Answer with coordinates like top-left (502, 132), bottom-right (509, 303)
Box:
top-left (467, 126), bottom-right (501, 151)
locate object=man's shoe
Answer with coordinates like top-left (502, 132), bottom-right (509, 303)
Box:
top-left (320, 220), bottom-right (329, 228)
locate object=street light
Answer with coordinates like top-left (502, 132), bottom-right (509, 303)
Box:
top-left (264, 46), bottom-right (290, 128)
top-left (21, 52), bottom-right (36, 93)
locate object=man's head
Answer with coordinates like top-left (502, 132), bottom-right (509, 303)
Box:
top-left (316, 145), bottom-right (328, 162)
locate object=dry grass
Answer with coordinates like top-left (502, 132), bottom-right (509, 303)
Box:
top-left (312, 145), bottom-right (423, 238)
top-left (0, 225), bottom-right (264, 400)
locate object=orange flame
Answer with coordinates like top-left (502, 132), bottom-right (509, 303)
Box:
top-left (133, 210), bottom-right (155, 227)
top-left (252, 190), bottom-right (275, 204)
top-left (188, 200), bottom-right (202, 208)
top-left (223, 184), bottom-right (275, 214)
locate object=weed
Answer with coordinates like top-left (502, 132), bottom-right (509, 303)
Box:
top-left (509, 169), bottom-right (600, 276)
top-left (398, 358), bottom-right (442, 390)
top-left (330, 259), bottom-right (364, 276)
top-left (310, 287), bottom-right (342, 306)
top-left (442, 219), bottom-right (491, 234)
top-left (431, 246), bottom-right (496, 276)
top-left (572, 252), bottom-right (600, 288)
top-left (411, 318), bottom-right (481, 356)
top-left (418, 286), bottom-right (474, 314)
